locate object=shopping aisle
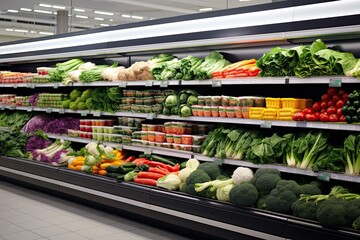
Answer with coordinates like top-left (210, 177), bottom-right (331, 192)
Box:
top-left (0, 180), bottom-right (193, 240)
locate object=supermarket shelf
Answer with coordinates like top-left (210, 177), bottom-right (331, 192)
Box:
top-left (46, 133), bottom-right (360, 183)
top-left (0, 77), bottom-right (359, 89)
top-left (4, 105), bottom-right (360, 131)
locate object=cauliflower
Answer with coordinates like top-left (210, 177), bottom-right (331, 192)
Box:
top-left (101, 66), bottom-right (125, 81)
top-left (232, 167), bottom-right (254, 185)
top-left (216, 184), bottom-right (234, 202)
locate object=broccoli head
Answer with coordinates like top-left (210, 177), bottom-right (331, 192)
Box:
top-left (316, 197), bottom-right (347, 226)
top-left (181, 169), bottom-right (211, 196)
top-left (265, 180), bottom-right (304, 214)
top-left (353, 216), bottom-right (360, 230)
top-left (291, 199), bottom-right (318, 221)
top-left (253, 173), bottom-right (281, 195)
top-left (302, 183), bottom-right (322, 195)
top-left (345, 199), bottom-right (360, 227)
top-left (197, 162), bottom-right (222, 180)
top-left (256, 194), bottom-right (269, 209)
top-left (70, 89), bottom-right (82, 101)
top-left (206, 187), bottom-right (217, 200)
top-left (229, 182), bottom-right (259, 207)
top-left (253, 168), bottom-right (281, 178)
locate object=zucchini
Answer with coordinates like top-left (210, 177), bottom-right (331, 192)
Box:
top-left (116, 174), bottom-right (126, 181)
top-left (121, 162), bottom-right (136, 168)
top-left (105, 165), bottom-right (120, 173)
top-left (106, 172), bottom-right (122, 178)
top-left (150, 154), bottom-right (176, 166)
top-left (135, 164), bottom-right (149, 172)
top-left (120, 166), bottom-right (136, 174)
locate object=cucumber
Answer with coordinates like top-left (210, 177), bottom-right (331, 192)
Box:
top-left (105, 165), bottom-right (120, 173)
top-left (106, 172), bottom-right (122, 178)
top-left (150, 154), bottom-right (175, 166)
top-left (121, 163), bottom-right (136, 168)
top-left (116, 174), bottom-right (126, 181)
top-left (120, 166), bottom-right (136, 174)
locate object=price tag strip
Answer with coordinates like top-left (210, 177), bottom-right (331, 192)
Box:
top-left (260, 121), bottom-right (272, 129)
top-left (329, 78), bottom-right (342, 87)
top-left (119, 81), bottom-right (127, 88)
top-left (145, 80), bottom-right (153, 87)
top-left (93, 111), bottom-right (101, 117)
top-left (212, 80), bottom-right (222, 88)
top-left (160, 81), bottom-right (168, 88)
top-left (317, 172), bottom-right (330, 182)
top-left (144, 148), bottom-right (152, 155)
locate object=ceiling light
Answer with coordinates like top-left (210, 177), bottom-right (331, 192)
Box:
top-left (39, 31), bottom-right (53, 35)
top-left (239, 0), bottom-right (252, 1)
top-left (52, 5), bottom-right (65, 9)
top-left (94, 10), bottom-right (113, 16)
top-left (74, 8), bottom-right (85, 12)
top-left (14, 29), bottom-right (28, 33)
top-left (109, 19), bottom-right (114, 22)
top-left (53, 12), bottom-right (57, 15)
top-left (20, 8), bottom-right (32, 12)
top-left (131, 15), bottom-right (143, 19)
top-left (39, 3), bottom-right (52, 8)
top-left (94, 17), bottom-right (104, 21)
top-left (121, 14), bottom-right (131, 18)
top-left (100, 23), bottom-right (109, 27)
top-left (7, 9), bottom-right (19, 13)
top-left (34, 9), bottom-right (53, 14)
top-left (30, 30), bottom-right (37, 33)
top-left (5, 28), bottom-right (14, 32)
top-left (199, 8), bottom-right (213, 12)
top-left (76, 15), bottom-right (88, 19)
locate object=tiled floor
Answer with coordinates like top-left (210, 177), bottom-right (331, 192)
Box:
top-left (0, 180), bottom-right (193, 240)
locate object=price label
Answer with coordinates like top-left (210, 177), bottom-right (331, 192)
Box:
top-left (0, 106), bottom-right (5, 111)
top-left (59, 109), bottom-right (65, 114)
top-left (53, 83), bottom-right (59, 89)
top-left (13, 85), bottom-right (18, 89)
top-left (260, 121), bottom-right (272, 129)
top-left (212, 80), bottom-right (222, 88)
top-left (119, 81), bottom-right (127, 88)
top-left (93, 111), bottom-right (101, 117)
top-left (190, 154), bottom-right (195, 159)
top-left (147, 113), bottom-right (156, 120)
top-left (295, 121), bottom-right (307, 128)
top-left (160, 81), bottom-right (168, 88)
top-left (9, 106), bottom-right (15, 110)
top-left (285, 77), bottom-right (290, 84)
top-left (46, 108), bottom-right (52, 113)
top-left (317, 172), bottom-right (330, 182)
top-left (214, 159), bottom-right (223, 165)
top-left (145, 80), bottom-right (153, 87)
top-left (80, 111), bottom-right (88, 117)
top-left (329, 79), bottom-right (342, 87)
top-left (26, 108), bottom-right (33, 112)
top-left (144, 148), bottom-right (152, 155)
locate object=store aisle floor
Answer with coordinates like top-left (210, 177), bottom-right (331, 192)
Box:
top-left (0, 180), bottom-right (193, 240)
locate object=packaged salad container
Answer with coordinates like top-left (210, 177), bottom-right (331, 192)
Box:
top-left (219, 106), bottom-right (227, 117)
top-left (147, 131), bottom-right (156, 142)
top-left (197, 106), bottom-right (204, 117)
top-left (211, 106), bottom-right (219, 117)
top-left (172, 122), bottom-right (187, 135)
top-left (203, 106), bottom-right (211, 117)
top-left (166, 134), bottom-right (174, 143)
top-left (173, 134), bottom-right (182, 144)
top-left (162, 143), bottom-right (172, 149)
top-left (155, 132), bottom-right (166, 143)
top-left (181, 135), bottom-right (193, 145)
top-left (192, 135), bottom-right (205, 145)
top-left (141, 131), bottom-right (148, 141)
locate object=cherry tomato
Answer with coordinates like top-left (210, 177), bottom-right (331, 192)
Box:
top-left (339, 115), bottom-right (346, 122)
top-left (329, 114), bottom-right (339, 122)
top-left (305, 113), bottom-right (318, 121)
top-left (332, 94), bottom-right (341, 102)
top-left (320, 102), bottom-right (328, 109)
top-left (342, 93), bottom-right (349, 102)
top-left (293, 112), bottom-right (305, 121)
top-left (327, 106), bottom-right (337, 115)
top-left (327, 87), bottom-right (338, 96)
top-left (321, 93), bottom-right (331, 102)
top-left (336, 100), bottom-right (345, 109)
top-left (336, 108), bottom-right (343, 116)
top-left (319, 114), bottom-right (329, 122)
top-left (320, 109), bottom-right (327, 114)
top-left (312, 102), bottom-right (322, 112)
top-left (338, 89), bottom-right (346, 96)
top-left (328, 100), bottom-right (336, 107)
top-left (302, 108), bottom-right (314, 115)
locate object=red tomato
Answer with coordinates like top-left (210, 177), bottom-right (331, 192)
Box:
top-left (327, 87), bottom-right (338, 96)
top-left (305, 113), bottom-right (318, 121)
top-left (321, 93), bottom-right (331, 102)
top-left (339, 115), bottom-right (346, 122)
top-left (336, 100), bottom-right (345, 109)
top-left (293, 112), bottom-right (305, 121)
top-left (342, 93), bottom-right (349, 102)
top-left (338, 89), bottom-right (346, 96)
top-left (320, 102), bottom-right (328, 109)
top-left (329, 114), bottom-right (339, 122)
top-left (302, 108), bottom-right (314, 115)
top-left (336, 108), bottom-right (343, 116)
top-left (312, 102), bottom-right (322, 112)
top-left (319, 114), bottom-right (329, 122)
top-left (320, 109), bottom-right (327, 114)
top-left (332, 94), bottom-right (341, 102)
top-left (328, 100), bottom-right (336, 107)
top-left (327, 107), bottom-right (337, 115)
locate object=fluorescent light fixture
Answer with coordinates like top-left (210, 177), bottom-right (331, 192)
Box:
top-left (199, 8), bottom-right (213, 12)
top-left (94, 17), bottom-right (104, 21)
top-left (30, 30), bottom-right (37, 33)
top-left (52, 5), bottom-right (65, 9)
top-left (131, 15), bottom-right (143, 19)
top-left (239, 0), bottom-right (252, 1)
top-left (121, 14), bottom-right (131, 18)
top-left (109, 19), bottom-right (114, 22)
top-left (100, 23), bottom-right (109, 27)
top-left (5, 28), bottom-right (14, 32)
top-left (76, 15), bottom-right (88, 19)
top-left (34, 9), bottom-right (53, 14)
top-left (20, 8), bottom-right (32, 12)
top-left (39, 31), bottom-right (53, 35)
top-left (7, 9), bottom-right (19, 13)
top-left (39, 3), bottom-right (52, 8)
top-left (14, 29), bottom-right (28, 33)
top-left (94, 10), bottom-right (113, 16)
top-left (74, 8), bottom-right (85, 12)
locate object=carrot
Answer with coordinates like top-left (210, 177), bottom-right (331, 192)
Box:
top-left (98, 170), bottom-right (107, 176)
top-left (124, 156), bottom-right (135, 163)
top-left (134, 178), bottom-right (157, 186)
top-left (147, 161), bottom-right (168, 169)
top-left (148, 167), bottom-right (169, 175)
top-left (137, 171), bottom-right (165, 180)
top-left (166, 163), bottom-right (180, 172)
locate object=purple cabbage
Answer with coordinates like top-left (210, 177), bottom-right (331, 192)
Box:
top-left (51, 149), bottom-right (68, 163)
top-left (22, 115), bottom-right (51, 133)
top-left (29, 93), bottom-right (40, 107)
top-left (26, 135), bottom-right (52, 153)
top-left (43, 117), bottom-right (80, 134)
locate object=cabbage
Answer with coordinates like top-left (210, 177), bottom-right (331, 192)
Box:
top-left (187, 95), bottom-right (198, 105)
top-left (164, 94), bottom-right (178, 108)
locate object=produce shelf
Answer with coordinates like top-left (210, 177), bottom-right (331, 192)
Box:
top-left (46, 134), bottom-right (360, 184)
top-left (4, 105), bottom-right (360, 131)
top-left (0, 77), bottom-right (358, 89)
top-left (1, 155), bottom-right (359, 240)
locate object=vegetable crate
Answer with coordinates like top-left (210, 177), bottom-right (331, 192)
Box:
top-left (281, 98), bottom-right (313, 109)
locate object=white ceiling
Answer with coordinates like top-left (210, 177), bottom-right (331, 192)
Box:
top-left (0, 0), bottom-right (273, 42)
